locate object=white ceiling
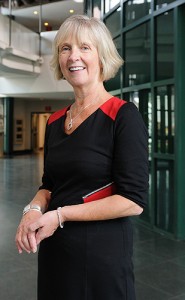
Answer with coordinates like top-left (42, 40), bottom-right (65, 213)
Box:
top-left (1, 0), bottom-right (84, 32)
top-left (0, 0), bottom-right (84, 100)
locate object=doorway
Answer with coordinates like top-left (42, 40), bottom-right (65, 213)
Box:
top-left (31, 113), bottom-right (51, 153)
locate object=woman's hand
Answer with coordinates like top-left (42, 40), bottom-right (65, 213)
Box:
top-left (30, 211), bottom-right (59, 246)
top-left (15, 211), bottom-right (42, 254)
top-left (15, 210), bottom-right (59, 254)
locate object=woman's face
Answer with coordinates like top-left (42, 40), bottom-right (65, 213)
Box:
top-left (58, 36), bottom-right (102, 88)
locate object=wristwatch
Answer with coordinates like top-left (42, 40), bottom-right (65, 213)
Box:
top-left (23, 204), bottom-right (42, 215)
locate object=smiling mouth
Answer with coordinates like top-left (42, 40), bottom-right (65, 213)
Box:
top-left (69, 67), bottom-right (85, 72)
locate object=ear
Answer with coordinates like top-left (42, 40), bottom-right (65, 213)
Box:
top-left (99, 59), bottom-right (103, 71)
top-left (99, 59), bottom-right (103, 78)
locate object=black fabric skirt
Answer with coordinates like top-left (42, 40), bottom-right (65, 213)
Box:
top-left (37, 217), bottom-right (136, 300)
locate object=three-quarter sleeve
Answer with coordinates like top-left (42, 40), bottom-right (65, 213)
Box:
top-left (113, 102), bottom-right (149, 208)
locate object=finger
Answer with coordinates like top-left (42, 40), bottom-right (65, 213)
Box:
top-left (15, 228), bottom-right (31, 254)
top-left (27, 231), bottom-right (37, 253)
top-left (17, 234), bottom-right (31, 254)
top-left (35, 228), bottom-right (47, 245)
top-left (15, 238), bottom-right (23, 254)
top-left (15, 231), bottom-right (23, 254)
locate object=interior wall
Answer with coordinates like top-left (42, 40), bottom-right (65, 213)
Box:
top-left (0, 55), bottom-right (73, 97)
top-left (13, 98), bottom-right (72, 151)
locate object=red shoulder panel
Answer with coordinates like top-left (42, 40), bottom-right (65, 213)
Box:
top-left (48, 106), bottom-right (69, 125)
top-left (100, 97), bottom-right (127, 121)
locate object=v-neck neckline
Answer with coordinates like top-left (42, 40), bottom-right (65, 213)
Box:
top-left (63, 96), bottom-right (114, 136)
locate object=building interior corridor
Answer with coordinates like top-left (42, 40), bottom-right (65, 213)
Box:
top-left (1, 0), bottom-right (185, 298)
top-left (0, 154), bottom-right (185, 300)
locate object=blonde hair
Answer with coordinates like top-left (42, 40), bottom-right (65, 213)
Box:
top-left (50, 15), bottom-right (124, 81)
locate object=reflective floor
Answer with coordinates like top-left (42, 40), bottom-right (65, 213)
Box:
top-left (0, 154), bottom-right (185, 300)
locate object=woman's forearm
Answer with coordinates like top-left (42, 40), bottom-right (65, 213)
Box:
top-left (61, 195), bottom-right (143, 223)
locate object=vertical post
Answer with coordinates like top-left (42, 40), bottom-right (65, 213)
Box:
top-left (150, 0), bottom-right (156, 229)
top-left (0, 98), bottom-right (4, 157)
top-left (174, 5), bottom-right (185, 240)
top-left (39, 0), bottom-right (42, 57)
top-left (8, 0), bottom-right (12, 47)
top-left (3, 97), bottom-right (14, 156)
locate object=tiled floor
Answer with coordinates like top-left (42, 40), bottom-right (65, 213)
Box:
top-left (1, 154), bottom-right (185, 300)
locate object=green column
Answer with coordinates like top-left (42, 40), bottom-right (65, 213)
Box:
top-left (174, 5), bottom-right (185, 240)
top-left (4, 97), bottom-right (14, 156)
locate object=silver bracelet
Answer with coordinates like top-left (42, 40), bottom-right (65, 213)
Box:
top-left (30, 208), bottom-right (42, 213)
top-left (23, 204), bottom-right (42, 215)
top-left (57, 207), bottom-right (64, 228)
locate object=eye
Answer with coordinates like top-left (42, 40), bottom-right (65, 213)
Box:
top-left (81, 44), bottom-right (90, 51)
top-left (59, 45), bottom-right (70, 53)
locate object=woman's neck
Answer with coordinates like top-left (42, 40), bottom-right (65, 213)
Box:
top-left (73, 84), bottom-right (111, 108)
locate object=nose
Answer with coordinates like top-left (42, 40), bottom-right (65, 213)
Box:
top-left (68, 47), bottom-right (80, 62)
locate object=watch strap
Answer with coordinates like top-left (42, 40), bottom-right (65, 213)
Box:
top-left (23, 204), bottom-right (42, 215)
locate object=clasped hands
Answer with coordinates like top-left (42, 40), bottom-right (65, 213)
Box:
top-left (15, 210), bottom-right (59, 254)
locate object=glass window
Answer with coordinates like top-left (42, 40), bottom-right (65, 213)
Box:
top-left (105, 0), bottom-right (120, 13)
top-left (139, 90), bottom-right (152, 158)
top-left (104, 8), bottom-right (121, 35)
top-left (156, 10), bottom-right (174, 80)
top-left (92, 0), bottom-right (101, 19)
top-left (155, 0), bottom-right (175, 10)
top-left (124, 22), bottom-right (150, 86)
top-left (104, 36), bottom-right (122, 91)
top-left (123, 89), bottom-right (152, 224)
top-left (124, 0), bottom-right (151, 26)
top-left (155, 85), bottom-right (175, 154)
top-left (124, 89), bottom-right (152, 157)
top-left (155, 159), bottom-right (174, 233)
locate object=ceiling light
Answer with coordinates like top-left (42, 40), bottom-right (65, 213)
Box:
top-left (33, 11), bottom-right (38, 15)
top-left (69, 9), bottom-right (74, 13)
top-left (44, 22), bottom-right (49, 26)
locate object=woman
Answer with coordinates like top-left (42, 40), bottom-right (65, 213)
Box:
top-left (15, 15), bottom-right (148, 300)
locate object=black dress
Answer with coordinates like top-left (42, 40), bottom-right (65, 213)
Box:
top-left (37, 97), bottom-right (148, 300)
